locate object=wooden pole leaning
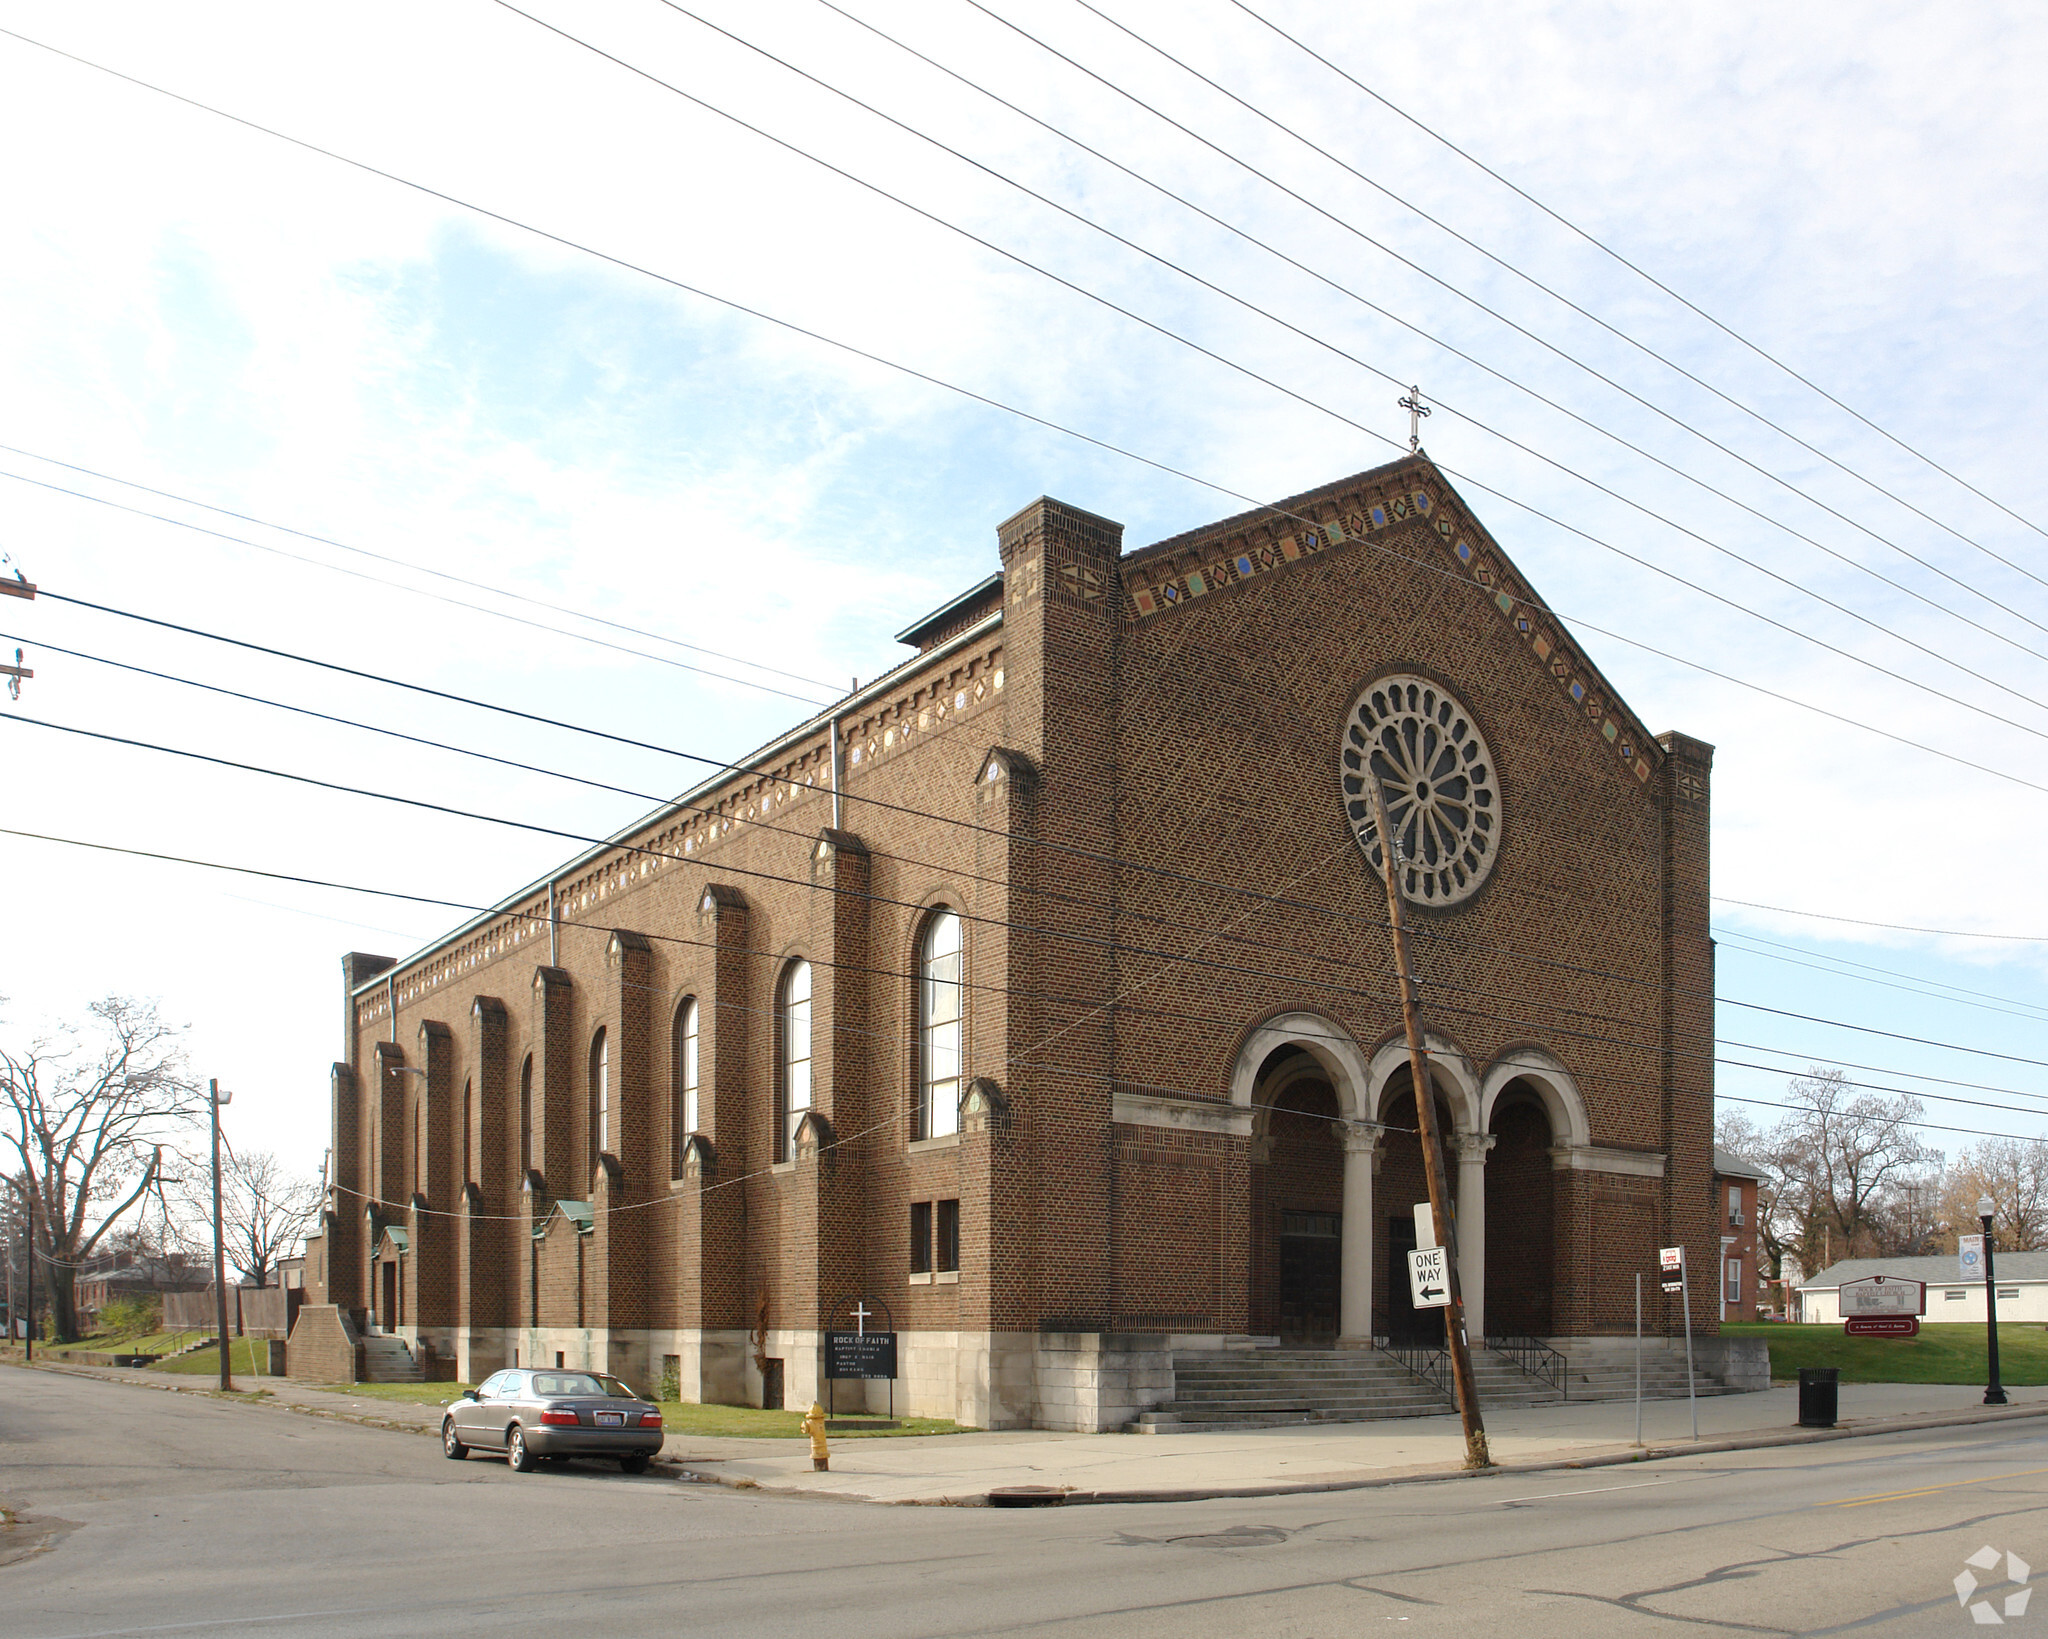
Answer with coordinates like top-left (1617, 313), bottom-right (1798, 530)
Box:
top-left (1365, 775), bottom-right (1491, 1470)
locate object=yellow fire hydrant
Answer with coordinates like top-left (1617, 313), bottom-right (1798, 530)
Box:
top-left (800, 1401), bottom-right (830, 1471)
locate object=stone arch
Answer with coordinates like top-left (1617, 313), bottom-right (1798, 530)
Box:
top-left (1479, 1046), bottom-right (1591, 1149)
top-left (1365, 1031), bottom-right (1481, 1133)
top-left (1226, 1010), bottom-right (1372, 1123)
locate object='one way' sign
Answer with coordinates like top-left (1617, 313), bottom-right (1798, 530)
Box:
top-left (1407, 1245), bottom-right (1450, 1309)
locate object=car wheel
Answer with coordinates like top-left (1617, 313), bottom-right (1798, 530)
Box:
top-left (620, 1453), bottom-right (650, 1476)
top-left (507, 1427), bottom-right (537, 1472)
top-left (442, 1419), bottom-right (468, 1460)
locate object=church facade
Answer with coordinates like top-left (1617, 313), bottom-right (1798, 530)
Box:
top-left (294, 454), bottom-right (1718, 1429)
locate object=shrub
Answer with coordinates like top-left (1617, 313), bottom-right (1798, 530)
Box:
top-left (100, 1294), bottom-right (161, 1338)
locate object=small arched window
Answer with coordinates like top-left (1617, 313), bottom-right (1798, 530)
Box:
top-left (777, 960), bottom-right (812, 1161)
top-left (591, 1027), bottom-right (610, 1160)
top-left (673, 997), bottom-right (700, 1170)
top-left (918, 909), bottom-right (963, 1140)
top-left (519, 1054), bottom-right (533, 1177)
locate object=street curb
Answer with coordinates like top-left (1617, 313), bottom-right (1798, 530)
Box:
top-left (669, 1400), bottom-right (2048, 1508)
top-left (14, 1357), bottom-right (2045, 1508)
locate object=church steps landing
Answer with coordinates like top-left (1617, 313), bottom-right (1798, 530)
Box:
top-left (361, 1335), bottom-right (424, 1383)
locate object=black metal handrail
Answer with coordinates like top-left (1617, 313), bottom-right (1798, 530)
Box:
top-left (1371, 1307), bottom-right (1451, 1398)
top-left (1486, 1333), bottom-right (1568, 1399)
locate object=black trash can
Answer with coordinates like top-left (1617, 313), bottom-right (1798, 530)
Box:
top-left (1798, 1367), bottom-right (1839, 1428)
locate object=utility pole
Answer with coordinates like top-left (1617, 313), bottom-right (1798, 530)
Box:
top-left (210, 1079), bottom-right (233, 1391)
top-left (1365, 776), bottom-right (1490, 1469)
top-left (24, 1180), bottom-right (35, 1361)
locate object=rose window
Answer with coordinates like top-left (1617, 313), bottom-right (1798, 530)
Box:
top-left (1339, 675), bottom-right (1501, 908)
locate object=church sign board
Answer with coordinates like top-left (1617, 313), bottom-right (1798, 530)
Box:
top-left (1838, 1275), bottom-right (1925, 1319)
top-left (824, 1330), bottom-right (898, 1381)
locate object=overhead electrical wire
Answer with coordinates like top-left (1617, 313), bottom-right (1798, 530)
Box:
top-left (13, 706), bottom-right (2048, 1104)
top-left (1055, 0), bottom-right (2048, 597)
top-left (0, 440), bottom-right (842, 694)
top-left (10, 21), bottom-right (2048, 806)
top-left (793, 0), bottom-right (2048, 673)
top-left (5, 816), bottom-right (2044, 1229)
top-left (1219, 0), bottom-right (2048, 561)
top-left (503, 0), bottom-right (2048, 738)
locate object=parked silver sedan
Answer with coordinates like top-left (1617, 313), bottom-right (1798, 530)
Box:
top-left (441, 1368), bottom-right (664, 1474)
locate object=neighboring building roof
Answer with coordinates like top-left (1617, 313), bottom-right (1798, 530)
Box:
top-left (536, 1199), bottom-right (596, 1239)
top-left (1713, 1147), bottom-right (1771, 1182)
top-left (1800, 1253), bottom-right (2048, 1290)
top-left (895, 572), bottom-right (1003, 649)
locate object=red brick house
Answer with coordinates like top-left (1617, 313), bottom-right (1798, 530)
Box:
top-left (293, 455), bottom-right (1719, 1427)
top-left (1714, 1147), bottom-right (1769, 1322)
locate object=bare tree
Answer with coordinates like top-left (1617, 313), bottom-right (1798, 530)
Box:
top-left (1940, 1138), bottom-right (2048, 1252)
top-left (0, 997), bottom-right (202, 1341)
top-left (1741, 1068), bottom-right (1939, 1271)
top-left (216, 1145), bottom-right (321, 1287)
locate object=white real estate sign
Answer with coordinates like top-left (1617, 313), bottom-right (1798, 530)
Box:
top-left (1407, 1245), bottom-right (1450, 1309)
top-left (1838, 1275), bottom-right (1926, 1317)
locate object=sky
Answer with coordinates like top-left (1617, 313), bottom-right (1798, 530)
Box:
top-left (2, 0), bottom-right (2046, 1191)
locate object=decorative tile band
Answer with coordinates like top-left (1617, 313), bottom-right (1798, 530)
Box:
top-left (1427, 510), bottom-right (1654, 785)
top-left (1127, 488), bottom-right (1436, 617)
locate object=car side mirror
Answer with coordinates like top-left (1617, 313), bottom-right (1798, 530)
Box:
top-left (462, 1389), bottom-right (481, 1401)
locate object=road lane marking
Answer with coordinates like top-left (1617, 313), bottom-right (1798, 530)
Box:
top-left (1825, 1465), bottom-right (2048, 1508)
top-left (1493, 1479), bottom-right (1676, 1505)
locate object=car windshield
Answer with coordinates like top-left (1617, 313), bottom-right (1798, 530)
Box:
top-left (529, 1372), bottom-right (643, 1399)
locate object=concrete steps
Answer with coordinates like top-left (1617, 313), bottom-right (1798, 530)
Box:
top-left (1124, 1341), bottom-right (1733, 1431)
top-left (361, 1334), bottom-right (423, 1383)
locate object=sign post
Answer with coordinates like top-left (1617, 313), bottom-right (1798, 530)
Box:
top-left (1661, 1247), bottom-right (1697, 1441)
top-left (822, 1297), bottom-right (898, 1421)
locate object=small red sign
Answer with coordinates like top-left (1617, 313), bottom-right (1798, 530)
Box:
top-left (1845, 1316), bottom-right (1920, 1338)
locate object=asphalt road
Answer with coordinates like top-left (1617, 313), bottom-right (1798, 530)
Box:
top-left (4, 1367), bottom-right (2045, 1636)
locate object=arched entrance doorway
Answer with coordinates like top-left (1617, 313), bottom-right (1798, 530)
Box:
top-left (1373, 1067), bottom-right (1463, 1345)
top-left (1248, 1046), bottom-right (1344, 1343)
top-left (1485, 1080), bottom-right (1555, 1336)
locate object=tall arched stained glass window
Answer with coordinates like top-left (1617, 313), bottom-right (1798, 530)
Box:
top-left (778, 960), bottom-right (811, 1160)
top-left (673, 997), bottom-right (700, 1173)
top-left (918, 910), bottom-right (962, 1140)
top-left (590, 1026), bottom-right (610, 1160)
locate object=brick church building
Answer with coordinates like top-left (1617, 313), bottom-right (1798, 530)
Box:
top-left (292, 453), bottom-right (1720, 1428)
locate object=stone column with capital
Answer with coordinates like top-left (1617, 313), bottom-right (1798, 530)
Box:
top-left (1454, 1133), bottom-right (1496, 1340)
top-left (1338, 1121), bottom-right (1385, 1343)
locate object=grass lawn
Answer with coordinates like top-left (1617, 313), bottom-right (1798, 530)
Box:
top-left (39, 1329), bottom-right (211, 1358)
top-left (304, 1385), bottom-right (965, 1436)
top-left (148, 1338), bottom-right (272, 1377)
top-left (1724, 1321), bottom-right (2048, 1385)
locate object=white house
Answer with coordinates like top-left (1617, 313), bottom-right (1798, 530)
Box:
top-left (1798, 1253), bottom-right (2048, 1325)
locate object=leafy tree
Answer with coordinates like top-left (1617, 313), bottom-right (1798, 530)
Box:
top-left (0, 997), bottom-right (202, 1342)
top-left (1939, 1138), bottom-right (2048, 1252)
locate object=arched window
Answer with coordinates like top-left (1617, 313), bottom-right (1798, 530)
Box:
top-left (918, 909), bottom-right (963, 1140)
top-left (673, 997), bottom-right (700, 1170)
top-left (777, 960), bottom-right (812, 1161)
top-left (412, 1099), bottom-right (423, 1195)
top-left (519, 1054), bottom-right (533, 1177)
top-left (591, 1027), bottom-right (610, 1160)
top-left (462, 1078), bottom-right (474, 1187)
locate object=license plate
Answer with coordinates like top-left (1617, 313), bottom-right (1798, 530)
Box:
top-left (594, 1411), bottom-right (624, 1427)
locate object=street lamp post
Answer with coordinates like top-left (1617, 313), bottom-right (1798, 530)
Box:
top-left (1980, 1193), bottom-right (2007, 1407)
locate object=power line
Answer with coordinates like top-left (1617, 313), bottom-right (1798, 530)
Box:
top-left (1065, 0), bottom-right (2048, 596)
top-left (1714, 896), bottom-right (2048, 945)
top-left (14, 19), bottom-right (2048, 800)
top-left (15, 706), bottom-right (2048, 1096)
top-left (510, 0), bottom-right (2048, 739)
top-left (800, 0), bottom-right (2048, 671)
top-left (24, 580), bottom-right (2048, 1057)
top-left (0, 466), bottom-right (838, 707)
top-left (0, 441), bottom-right (841, 692)
top-left (1220, 0), bottom-right (2048, 562)
top-left (1713, 930), bottom-right (2048, 1025)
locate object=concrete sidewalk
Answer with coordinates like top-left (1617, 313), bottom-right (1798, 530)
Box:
top-left (17, 1356), bottom-right (2048, 1507)
top-left (667, 1384), bottom-right (2048, 1505)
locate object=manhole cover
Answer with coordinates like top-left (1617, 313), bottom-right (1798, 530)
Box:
top-left (988, 1486), bottom-right (1067, 1508)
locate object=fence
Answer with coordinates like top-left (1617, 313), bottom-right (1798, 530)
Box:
top-left (162, 1286), bottom-right (303, 1339)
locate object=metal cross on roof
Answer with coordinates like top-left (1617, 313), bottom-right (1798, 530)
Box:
top-left (1399, 385), bottom-right (1432, 452)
